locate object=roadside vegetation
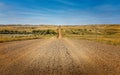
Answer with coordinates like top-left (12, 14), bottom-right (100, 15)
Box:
top-left (0, 24), bottom-right (120, 45)
top-left (0, 25), bottom-right (57, 42)
top-left (62, 24), bottom-right (120, 45)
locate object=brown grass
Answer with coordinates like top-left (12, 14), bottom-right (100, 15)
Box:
top-left (62, 25), bottom-right (120, 45)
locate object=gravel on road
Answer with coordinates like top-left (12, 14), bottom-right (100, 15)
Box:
top-left (0, 38), bottom-right (120, 75)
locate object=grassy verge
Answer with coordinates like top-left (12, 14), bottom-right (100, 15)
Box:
top-left (0, 34), bottom-right (55, 43)
top-left (0, 25), bottom-right (58, 42)
top-left (62, 25), bottom-right (120, 45)
top-left (66, 35), bottom-right (120, 45)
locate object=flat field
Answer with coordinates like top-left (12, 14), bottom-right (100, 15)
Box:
top-left (0, 25), bottom-right (58, 42)
top-left (62, 25), bottom-right (120, 45)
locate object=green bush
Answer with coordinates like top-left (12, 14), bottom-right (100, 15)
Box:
top-left (32, 29), bottom-right (57, 35)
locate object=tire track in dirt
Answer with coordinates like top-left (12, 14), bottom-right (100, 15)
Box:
top-left (64, 38), bottom-right (120, 75)
top-left (0, 38), bottom-right (55, 75)
top-left (0, 37), bottom-right (120, 75)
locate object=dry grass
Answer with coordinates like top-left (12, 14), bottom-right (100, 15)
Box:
top-left (0, 25), bottom-right (57, 42)
top-left (62, 25), bottom-right (120, 45)
top-left (0, 24), bottom-right (120, 45)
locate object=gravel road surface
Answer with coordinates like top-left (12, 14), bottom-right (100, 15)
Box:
top-left (0, 38), bottom-right (120, 75)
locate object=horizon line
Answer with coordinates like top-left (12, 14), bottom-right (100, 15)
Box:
top-left (0, 24), bottom-right (120, 26)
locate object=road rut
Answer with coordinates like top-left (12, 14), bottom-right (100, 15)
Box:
top-left (0, 38), bottom-right (120, 75)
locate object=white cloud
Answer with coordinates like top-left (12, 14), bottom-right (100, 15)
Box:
top-left (0, 2), bottom-right (6, 9)
top-left (0, 2), bottom-right (4, 6)
top-left (54, 0), bottom-right (78, 6)
top-left (94, 4), bottom-right (120, 11)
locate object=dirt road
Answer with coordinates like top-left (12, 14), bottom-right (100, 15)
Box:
top-left (58, 26), bottom-right (62, 39)
top-left (0, 37), bottom-right (120, 75)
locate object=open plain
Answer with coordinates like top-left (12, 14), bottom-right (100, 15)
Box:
top-left (0, 25), bottom-right (120, 75)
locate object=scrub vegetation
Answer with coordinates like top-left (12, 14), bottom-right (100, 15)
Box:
top-left (62, 24), bottom-right (120, 45)
top-left (0, 25), bottom-right (57, 42)
top-left (0, 24), bottom-right (120, 45)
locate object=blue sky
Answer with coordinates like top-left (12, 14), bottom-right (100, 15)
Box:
top-left (0, 0), bottom-right (120, 25)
